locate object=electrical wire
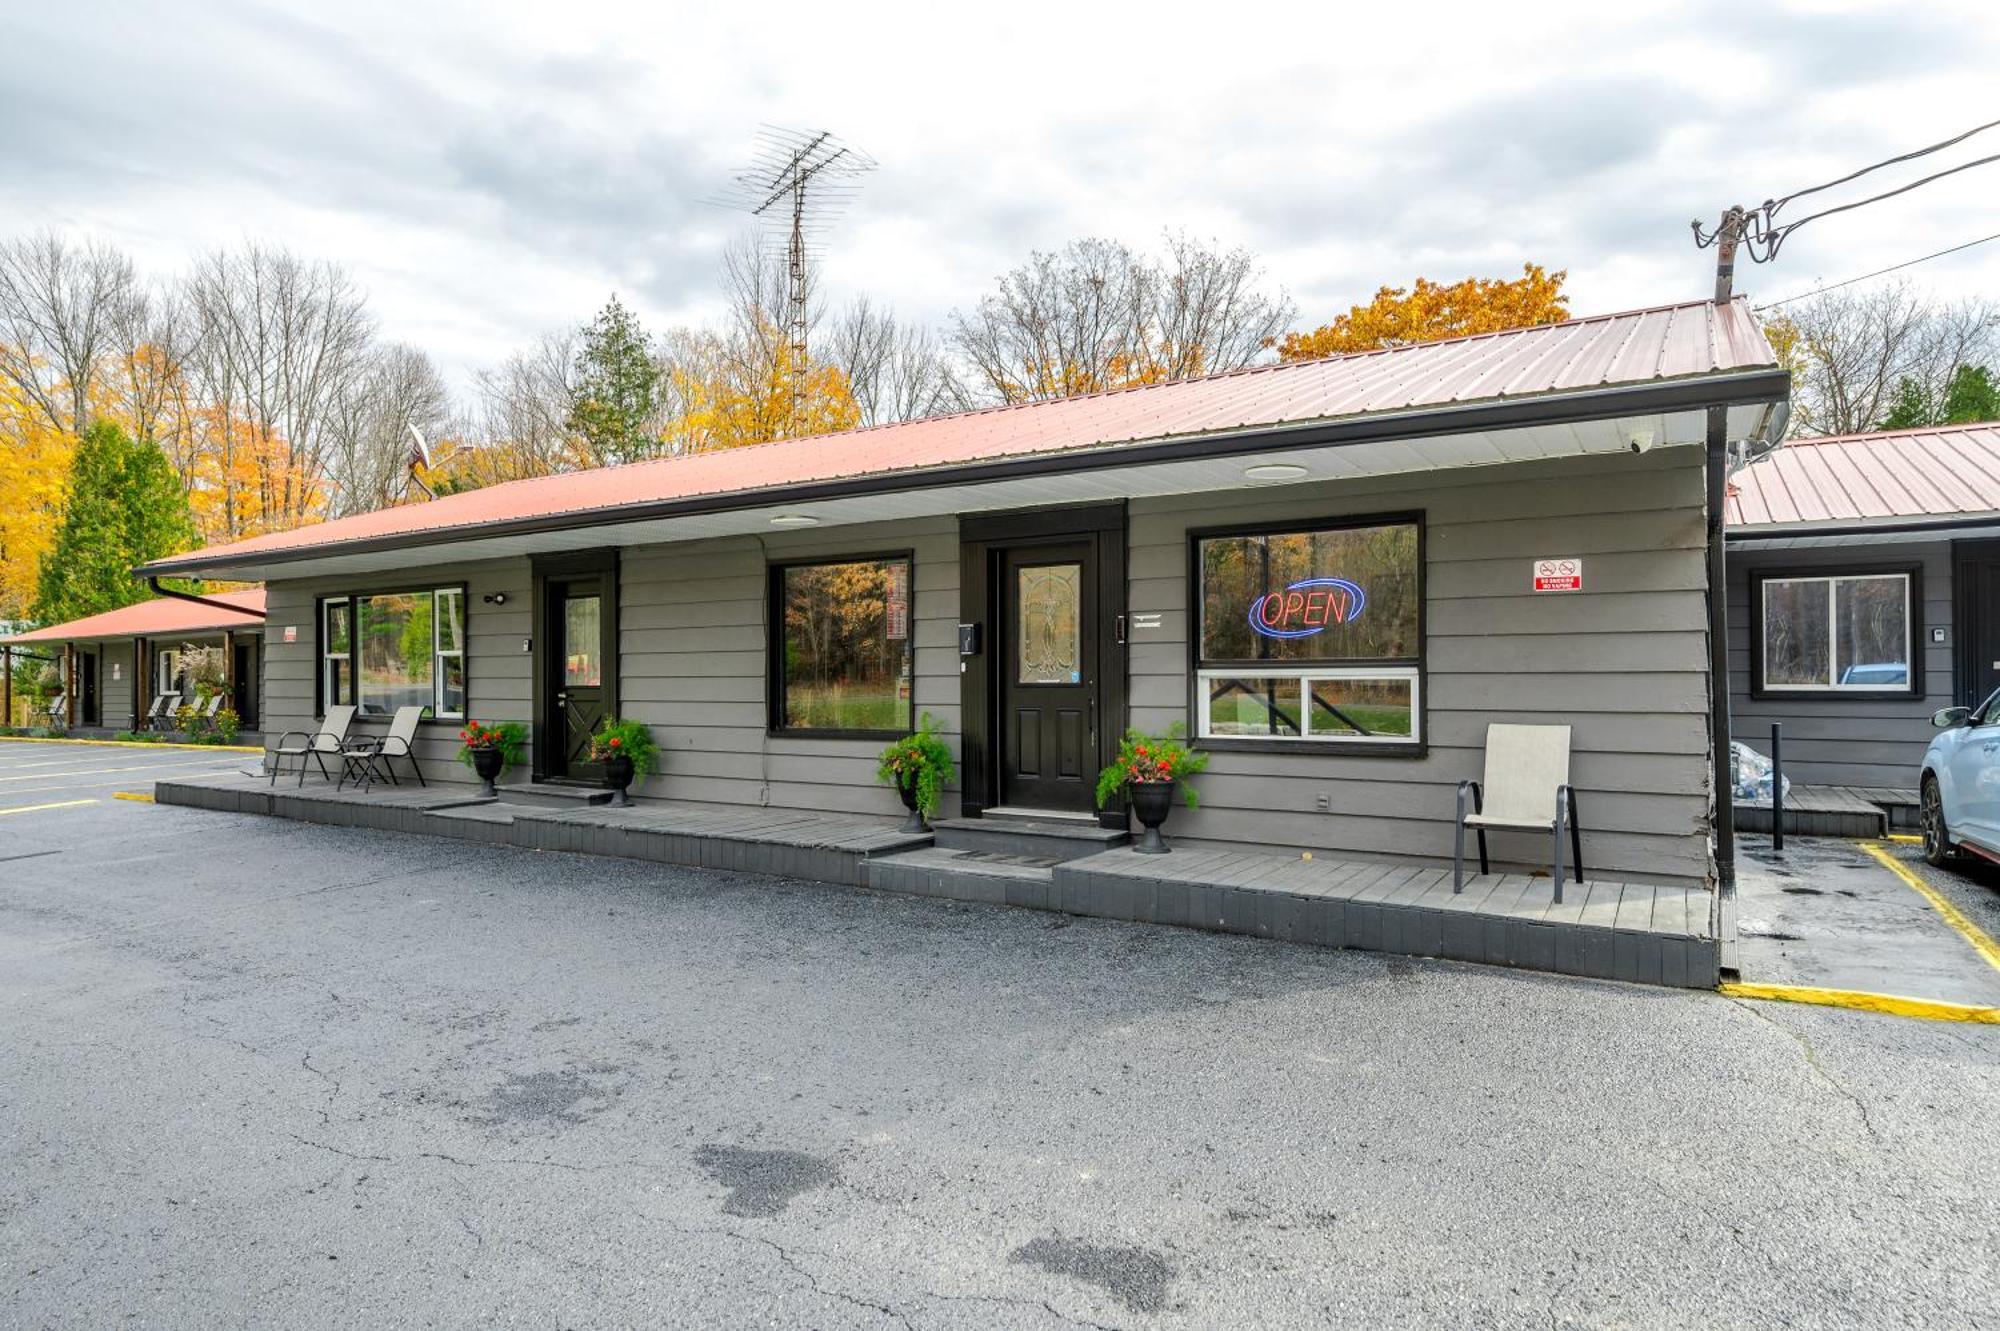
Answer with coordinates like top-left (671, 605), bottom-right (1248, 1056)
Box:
top-left (1768, 117), bottom-right (2000, 211)
top-left (1764, 151), bottom-right (2000, 248)
top-left (1752, 231), bottom-right (2000, 311)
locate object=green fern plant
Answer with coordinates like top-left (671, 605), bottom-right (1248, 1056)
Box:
top-left (876, 712), bottom-right (954, 819)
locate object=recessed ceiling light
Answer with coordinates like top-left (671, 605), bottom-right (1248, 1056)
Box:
top-left (769, 514), bottom-right (820, 527)
top-left (1244, 463), bottom-right (1308, 483)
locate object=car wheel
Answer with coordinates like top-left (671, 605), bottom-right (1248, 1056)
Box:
top-left (1921, 776), bottom-right (1956, 866)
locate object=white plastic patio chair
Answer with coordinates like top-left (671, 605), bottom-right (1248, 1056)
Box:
top-left (141, 693), bottom-right (179, 731)
top-left (1453, 723), bottom-right (1584, 900)
top-left (270, 705), bottom-right (356, 787)
top-left (336, 705), bottom-right (428, 792)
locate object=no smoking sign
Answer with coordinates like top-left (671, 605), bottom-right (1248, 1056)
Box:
top-left (1533, 557), bottom-right (1583, 593)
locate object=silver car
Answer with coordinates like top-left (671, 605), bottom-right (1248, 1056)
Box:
top-left (1921, 688), bottom-right (2000, 866)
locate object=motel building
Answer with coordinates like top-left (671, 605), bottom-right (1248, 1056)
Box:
top-left (142, 300), bottom-right (1789, 988)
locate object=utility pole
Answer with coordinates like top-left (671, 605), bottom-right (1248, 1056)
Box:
top-left (1710, 205), bottom-right (1747, 302)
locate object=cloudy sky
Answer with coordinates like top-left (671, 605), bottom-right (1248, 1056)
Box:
top-left (4, 0), bottom-right (1996, 392)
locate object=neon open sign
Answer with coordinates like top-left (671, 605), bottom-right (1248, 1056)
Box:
top-left (1248, 577), bottom-right (1367, 639)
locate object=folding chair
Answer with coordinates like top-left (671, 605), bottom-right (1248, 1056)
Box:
top-left (1453, 723), bottom-right (1584, 901)
top-left (270, 705), bottom-right (356, 787)
top-left (141, 693), bottom-right (179, 731)
top-left (336, 705), bottom-right (428, 792)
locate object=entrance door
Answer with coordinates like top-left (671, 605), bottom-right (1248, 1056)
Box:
top-left (77, 651), bottom-right (99, 727)
top-left (998, 542), bottom-right (1096, 811)
top-left (233, 639), bottom-right (258, 728)
top-left (1958, 544), bottom-right (2000, 707)
top-left (545, 575), bottom-right (611, 780)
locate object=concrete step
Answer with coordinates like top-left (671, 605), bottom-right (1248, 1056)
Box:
top-left (932, 815), bottom-right (1129, 862)
top-left (495, 782), bottom-right (615, 809)
top-left (864, 845), bottom-right (1056, 907)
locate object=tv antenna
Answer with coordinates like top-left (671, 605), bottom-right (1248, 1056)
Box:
top-left (714, 126), bottom-right (876, 436)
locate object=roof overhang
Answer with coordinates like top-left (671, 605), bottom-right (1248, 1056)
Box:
top-left (1727, 510), bottom-right (2000, 549)
top-left (146, 372), bottom-right (1788, 582)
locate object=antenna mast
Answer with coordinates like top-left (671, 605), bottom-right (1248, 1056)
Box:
top-left (715, 126), bottom-right (876, 437)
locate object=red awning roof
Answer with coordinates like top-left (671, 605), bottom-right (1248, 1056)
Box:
top-left (143, 297), bottom-right (1777, 575)
top-left (2, 589), bottom-right (266, 646)
top-left (1727, 422), bottom-right (2000, 530)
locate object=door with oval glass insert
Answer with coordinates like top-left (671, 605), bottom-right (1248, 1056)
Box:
top-left (998, 542), bottom-right (1096, 811)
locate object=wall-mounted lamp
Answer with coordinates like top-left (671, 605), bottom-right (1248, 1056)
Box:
top-left (483, 593), bottom-right (508, 605)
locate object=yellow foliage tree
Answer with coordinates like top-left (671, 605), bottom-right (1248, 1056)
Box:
top-left (661, 323), bottom-right (861, 453)
top-left (1274, 264), bottom-right (1570, 362)
top-left (0, 376), bottom-right (75, 621)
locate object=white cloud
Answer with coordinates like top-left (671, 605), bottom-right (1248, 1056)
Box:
top-left (3, 0), bottom-right (1996, 393)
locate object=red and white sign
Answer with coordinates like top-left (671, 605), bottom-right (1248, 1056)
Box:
top-left (1532, 558), bottom-right (1583, 593)
top-left (283, 625), bottom-right (298, 643)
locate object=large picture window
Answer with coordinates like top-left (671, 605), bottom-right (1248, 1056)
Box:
top-left (318, 587), bottom-right (466, 719)
top-left (1193, 518), bottom-right (1422, 745)
top-left (771, 555), bottom-right (914, 736)
top-left (1757, 570), bottom-right (1916, 693)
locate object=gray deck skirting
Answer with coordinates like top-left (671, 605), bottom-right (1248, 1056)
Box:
top-left (155, 773), bottom-right (1720, 989)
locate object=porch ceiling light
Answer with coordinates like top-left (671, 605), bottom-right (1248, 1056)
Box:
top-left (1244, 463), bottom-right (1308, 483)
top-left (769, 513), bottom-right (820, 527)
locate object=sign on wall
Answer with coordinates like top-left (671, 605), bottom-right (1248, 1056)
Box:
top-left (1532, 558), bottom-right (1583, 593)
top-left (283, 625), bottom-right (298, 642)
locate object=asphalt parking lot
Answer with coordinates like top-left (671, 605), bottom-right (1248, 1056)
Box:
top-left (2, 740), bottom-right (1997, 1328)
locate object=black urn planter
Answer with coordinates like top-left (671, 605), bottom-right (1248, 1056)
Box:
top-left (602, 752), bottom-right (636, 807)
top-left (1128, 780), bottom-right (1177, 854)
top-left (469, 746), bottom-right (505, 798)
top-left (893, 770), bottom-right (930, 834)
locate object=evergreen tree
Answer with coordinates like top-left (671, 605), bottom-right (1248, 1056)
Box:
top-left (567, 295), bottom-right (662, 465)
top-left (32, 421), bottom-right (199, 624)
top-left (1876, 377), bottom-right (1933, 431)
top-left (1941, 364), bottom-right (2000, 425)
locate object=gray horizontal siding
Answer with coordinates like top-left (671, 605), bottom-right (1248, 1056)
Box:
top-left (261, 559), bottom-right (534, 779)
top-left (1127, 447), bottom-right (1716, 887)
top-left (1727, 541), bottom-right (1951, 790)
top-left (619, 517), bottom-right (960, 820)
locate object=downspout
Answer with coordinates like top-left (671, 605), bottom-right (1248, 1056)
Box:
top-left (147, 576), bottom-right (252, 619)
top-left (1705, 405), bottom-right (1736, 892)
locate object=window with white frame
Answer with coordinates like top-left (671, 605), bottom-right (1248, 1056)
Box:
top-left (156, 647), bottom-right (181, 698)
top-left (1194, 518), bottom-right (1422, 744)
top-left (318, 587), bottom-right (466, 718)
top-left (1759, 571), bottom-right (1914, 691)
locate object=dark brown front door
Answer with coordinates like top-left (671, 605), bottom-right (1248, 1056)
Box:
top-left (999, 542), bottom-right (1096, 811)
top-left (547, 575), bottom-right (610, 779)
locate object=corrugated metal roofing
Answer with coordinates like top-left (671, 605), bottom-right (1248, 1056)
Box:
top-left (2, 589), bottom-right (266, 645)
top-left (147, 298), bottom-right (1775, 572)
top-left (1727, 422), bottom-right (2000, 529)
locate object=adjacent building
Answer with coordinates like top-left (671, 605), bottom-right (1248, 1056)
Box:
top-left (136, 299), bottom-right (1789, 888)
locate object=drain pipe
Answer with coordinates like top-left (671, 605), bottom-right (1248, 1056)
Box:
top-left (146, 576), bottom-right (251, 618)
top-left (1706, 405), bottom-right (1736, 892)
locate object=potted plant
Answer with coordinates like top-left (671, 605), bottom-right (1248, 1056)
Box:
top-left (457, 719), bottom-right (526, 797)
top-left (876, 712), bottom-right (953, 833)
top-left (588, 718), bottom-right (658, 807)
top-left (1095, 724), bottom-right (1209, 854)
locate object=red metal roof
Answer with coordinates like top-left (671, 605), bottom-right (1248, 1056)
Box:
top-left (147, 298), bottom-right (1776, 572)
top-left (1727, 422), bottom-right (2000, 529)
top-left (2, 589), bottom-right (266, 645)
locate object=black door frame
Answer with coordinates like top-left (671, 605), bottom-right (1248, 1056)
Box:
top-left (531, 548), bottom-right (620, 782)
top-left (960, 502), bottom-right (1127, 828)
top-left (1952, 537), bottom-right (2000, 707)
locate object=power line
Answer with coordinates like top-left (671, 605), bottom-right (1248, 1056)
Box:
top-left (1769, 151), bottom-right (2000, 248)
top-left (1769, 117), bottom-right (2000, 211)
top-left (1753, 231), bottom-right (2000, 311)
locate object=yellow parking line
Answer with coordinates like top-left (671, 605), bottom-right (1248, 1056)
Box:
top-left (0, 798), bottom-right (98, 816)
top-left (0, 735), bottom-right (261, 752)
top-left (1860, 841), bottom-right (2000, 975)
top-left (114, 791), bottom-right (156, 803)
top-left (1720, 981), bottom-right (1999, 1025)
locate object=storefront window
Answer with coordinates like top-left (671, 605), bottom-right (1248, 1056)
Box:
top-left (773, 556), bottom-right (914, 735)
top-left (1194, 519), bottom-right (1421, 744)
top-left (1760, 572), bottom-right (1912, 691)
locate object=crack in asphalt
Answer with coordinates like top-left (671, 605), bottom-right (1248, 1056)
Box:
top-left (1729, 999), bottom-right (1883, 1144)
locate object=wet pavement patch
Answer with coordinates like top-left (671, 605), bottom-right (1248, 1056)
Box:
top-left (1009, 1235), bottom-right (1175, 1313)
top-left (696, 1145), bottom-right (837, 1218)
top-left (472, 1066), bottom-right (626, 1129)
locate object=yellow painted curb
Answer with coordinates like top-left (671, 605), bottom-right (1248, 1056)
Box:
top-left (1885, 833), bottom-right (1922, 844)
top-left (1860, 841), bottom-right (2000, 975)
top-left (0, 735), bottom-right (261, 753)
top-left (1720, 981), bottom-right (2000, 1025)
top-left (0, 798), bottom-right (99, 816)
top-left (113, 791), bottom-right (156, 803)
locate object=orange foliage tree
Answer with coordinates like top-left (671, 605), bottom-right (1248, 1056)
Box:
top-left (1274, 264), bottom-right (1570, 362)
top-left (0, 376), bottom-right (75, 620)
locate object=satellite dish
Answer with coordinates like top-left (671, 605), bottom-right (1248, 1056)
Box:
top-left (406, 422), bottom-right (433, 470)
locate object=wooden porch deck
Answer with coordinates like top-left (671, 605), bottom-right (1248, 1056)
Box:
top-left (154, 770), bottom-right (1719, 989)
top-left (1732, 784), bottom-right (1917, 838)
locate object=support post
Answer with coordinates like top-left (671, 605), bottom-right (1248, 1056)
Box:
top-left (65, 644), bottom-right (76, 729)
top-left (3, 646), bottom-right (11, 728)
top-left (1705, 405), bottom-right (1736, 890)
top-left (1770, 722), bottom-right (1784, 854)
top-left (135, 636), bottom-right (149, 731)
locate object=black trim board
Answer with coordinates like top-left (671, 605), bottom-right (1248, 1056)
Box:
top-left (142, 372), bottom-right (1790, 578)
top-left (764, 549), bottom-right (918, 740)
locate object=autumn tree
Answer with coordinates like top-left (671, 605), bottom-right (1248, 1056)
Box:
top-left (567, 296), bottom-right (662, 465)
top-left (950, 233), bottom-right (1294, 404)
top-left (1764, 281), bottom-right (1999, 437)
top-left (32, 420), bottom-right (198, 625)
top-left (1273, 264), bottom-right (1569, 362)
top-left (0, 378), bottom-right (72, 619)
top-left (324, 343), bottom-right (455, 516)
